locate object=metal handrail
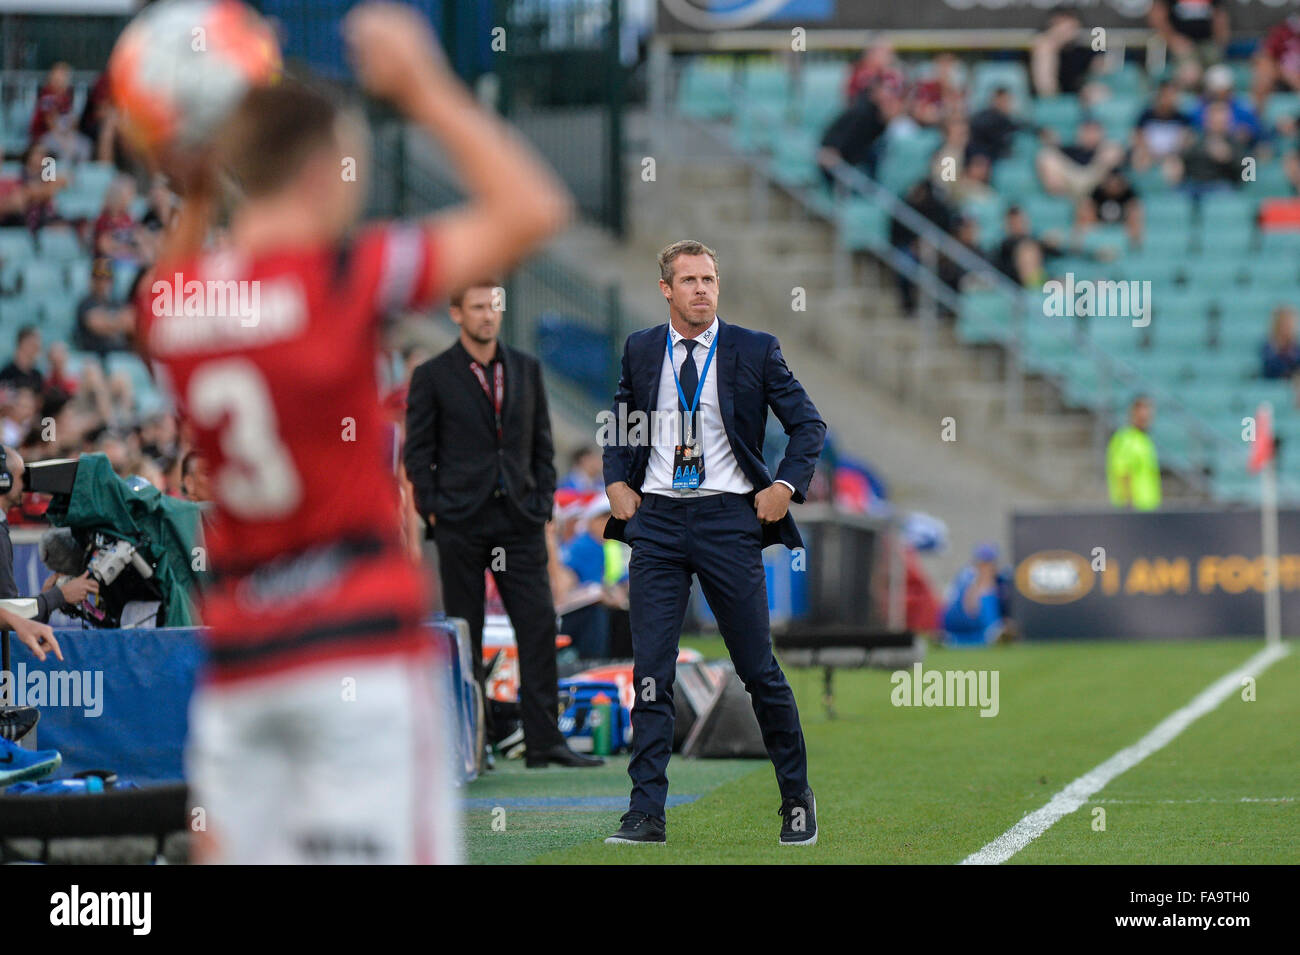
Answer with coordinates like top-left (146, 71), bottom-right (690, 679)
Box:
top-left (816, 156), bottom-right (1223, 493)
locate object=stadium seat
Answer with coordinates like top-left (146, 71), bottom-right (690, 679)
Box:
top-left (837, 198), bottom-right (889, 253)
top-left (770, 126), bottom-right (821, 188)
top-left (796, 61), bottom-right (847, 132)
top-left (1084, 316), bottom-right (1148, 354)
top-left (37, 227), bottom-right (84, 262)
top-left (1245, 162), bottom-right (1292, 198)
top-left (990, 158), bottom-right (1037, 199)
top-left (969, 61), bottom-right (1030, 113)
top-left (1264, 92), bottom-right (1300, 129)
top-left (1244, 258), bottom-right (1298, 289)
top-left (730, 100), bottom-right (786, 154)
top-left (1021, 194), bottom-right (1073, 233)
top-left (20, 260), bottom-right (64, 297)
top-left (1079, 224), bottom-right (1129, 257)
top-left (1091, 94), bottom-right (1143, 141)
top-left (1182, 253), bottom-right (1246, 288)
top-left (956, 289), bottom-right (1013, 345)
top-left (1199, 192), bottom-right (1258, 229)
top-left (876, 129), bottom-right (942, 195)
top-left (1143, 193), bottom-right (1193, 231)
top-left (1260, 230), bottom-right (1300, 253)
top-left (677, 60), bottom-right (735, 120)
top-left (1032, 96), bottom-right (1082, 137)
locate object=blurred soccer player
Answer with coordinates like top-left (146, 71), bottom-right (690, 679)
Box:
top-left (139, 3), bottom-right (570, 863)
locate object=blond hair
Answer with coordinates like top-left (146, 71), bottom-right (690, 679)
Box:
top-left (657, 239), bottom-right (719, 284)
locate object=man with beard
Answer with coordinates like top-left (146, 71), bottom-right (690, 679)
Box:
top-left (404, 280), bottom-right (602, 770)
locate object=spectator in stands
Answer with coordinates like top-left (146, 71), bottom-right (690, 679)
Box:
top-left (74, 258), bottom-right (132, 357)
top-left (181, 451), bottom-right (212, 503)
top-left (27, 63), bottom-right (74, 147)
top-left (929, 116), bottom-right (971, 185)
top-left (93, 177), bottom-right (142, 263)
top-left (44, 341), bottom-right (78, 398)
top-left (558, 495), bottom-right (619, 659)
top-left (1078, 168), bottom-right (1145, 249)
top-left (559, 446), bottom-right (603, 493)
top-left (938, 215), bottom-right (991, 293)
top-left (941, 543), bottom-right (1016, 646)
top-left (1132, 80), bottom-right (1195, 175)
top-left (1176, 100), bottom-right (1246, 194)
top-left (1254, 14), bottom-right (1300, 113)
top-left (890, 178), bottom-right (957, 313)
top-left (1149, 0), bottom-right (1229, 67)
top-left (909, 53), bottom-right (965, 128)
top-left (948, 151), bottom-right (996, 203)
top-left (137, 176), bottom-right (177, 262)
top-left (818, 87), bottom-right (886, 185)
top-left (0, 387), bottom-right (39, 448)
top-left (969, 86), bottom-right (1022, 162)
top-left (1262, 306), bottom-right (1300, 379)
top-left (0, 327), bottom-right (45, 394)
top-left (77, 71), bottom-right (119, 164)
top-left (996, 205), bottom-right (1061, 287)
top-left (1036, 119), bottom-right (1124, 199)
top-left (1107, 395), bottom-right (1162, 511)
top-left (17, 142), bottom-right (65, 231)
top-left (845, 41), bottom-right (905, 104)
top-left (1194, 64), bottom-right (1261, 146)
top-left (1031, 11), bottom-right (1103, 97)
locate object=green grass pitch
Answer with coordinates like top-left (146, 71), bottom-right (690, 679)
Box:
top-left (462, 637), bottom-right (1298, 864)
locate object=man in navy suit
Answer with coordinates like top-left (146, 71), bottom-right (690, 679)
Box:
top-left (601, 240), bottom-right (826, 846)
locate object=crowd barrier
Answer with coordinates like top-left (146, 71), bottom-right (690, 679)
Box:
top-left (3, 617), bottom-right (481, 787)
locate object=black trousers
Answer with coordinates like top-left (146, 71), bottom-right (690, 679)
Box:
top-left (433, 496), bottom-right (565, 753)
top-left (625, 492), bottom-right (809, 819)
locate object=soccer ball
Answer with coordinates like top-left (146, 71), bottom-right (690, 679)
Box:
top-left (108, 0), bottom-right (281, 160)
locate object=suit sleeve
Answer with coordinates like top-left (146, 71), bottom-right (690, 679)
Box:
top-left (403, 362), bottom-right (439, 518)
top-left (33, 584), bottom-right (66, 623)
top-left (602, 337), bottom-right (636, 487)
top-left (531, 358), bottom-right (557, 516)
top-left (764, 337), bottom-right (826, 503)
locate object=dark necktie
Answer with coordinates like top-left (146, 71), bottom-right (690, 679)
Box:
top-left (678, 339), bottom-right (698, 446)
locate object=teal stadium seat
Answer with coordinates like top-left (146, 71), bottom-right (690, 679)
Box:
top-left (969, 61), bottom-right (1030, 113)
top-left (1021, 194), bottom-right (1073, 233)
top-left (837, 197), bottom-right (889, 253)
top-left (876, 129), bottom-right (942, 196)
top-left (771, 126), bottom-right (820, 188)
top-left (676, 60), bottom-right (735, 120)
top-left (1244, 258), bottom-right (1297, 289)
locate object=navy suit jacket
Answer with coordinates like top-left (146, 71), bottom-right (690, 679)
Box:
top-left (602, 318), bottom-right (826, 550)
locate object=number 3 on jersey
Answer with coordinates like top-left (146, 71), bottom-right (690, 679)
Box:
top-left (188, 358), bottom-right (303, 520)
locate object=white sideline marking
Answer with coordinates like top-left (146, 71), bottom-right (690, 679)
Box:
top-left (960, 643), bottom-right (1292, 866)
top-left (1093, 797), bottom-right (1294, 805)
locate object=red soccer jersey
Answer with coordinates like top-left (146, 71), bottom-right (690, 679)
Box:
top-left (141, 223), bottom-right (439, 683)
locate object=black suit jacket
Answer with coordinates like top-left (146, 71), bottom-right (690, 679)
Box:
top-left (602, 318), bottom-right (826, 550)
top-left (404, 340), bottom-right (556, 533)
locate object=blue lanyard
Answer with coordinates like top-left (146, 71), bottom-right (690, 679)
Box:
top-left (666, 325), bottom-right (717, 437)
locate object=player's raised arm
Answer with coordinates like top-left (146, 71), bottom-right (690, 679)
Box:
top-left (344, 2), bottom-right (572, 293)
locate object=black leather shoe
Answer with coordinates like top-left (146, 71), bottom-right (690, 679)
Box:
top-left (778, 789), bottom-right (818, 846)
top-left (605, 811), bottom-right (666, 844)
top-left (524, 744), bottom-right (605, 768)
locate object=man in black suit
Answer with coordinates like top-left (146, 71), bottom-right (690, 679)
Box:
top-left (404, 280), bottom-right (601, 769)
top-left (601, 240), bottom-right (826, 846)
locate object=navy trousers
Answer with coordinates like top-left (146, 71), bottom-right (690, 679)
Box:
top-left (624, 492), bottom-right (809, 819)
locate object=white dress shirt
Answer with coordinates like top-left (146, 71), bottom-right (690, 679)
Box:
top-left (642, 316), bottom-right (788, 499)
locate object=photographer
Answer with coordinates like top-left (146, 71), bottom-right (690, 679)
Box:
top-left (0, 446), bottom-right (99, 622)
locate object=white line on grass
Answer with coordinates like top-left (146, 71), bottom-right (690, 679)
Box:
top-left (960, 642), bottom-right (1292, 865)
